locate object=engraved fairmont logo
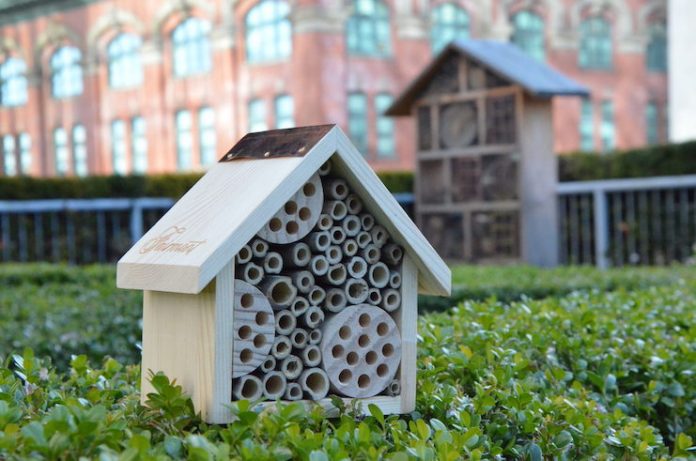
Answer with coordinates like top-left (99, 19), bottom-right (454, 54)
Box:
top-left (139, 225), bottom-right (206, 255)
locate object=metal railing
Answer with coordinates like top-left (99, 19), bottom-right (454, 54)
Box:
top-left (558, 175), bottom-right (696, 268)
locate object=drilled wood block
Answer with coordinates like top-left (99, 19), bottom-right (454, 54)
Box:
top-left (320, 305), bottom-right (401, 398)
top-left (232, 280), bottom-right (275, 379)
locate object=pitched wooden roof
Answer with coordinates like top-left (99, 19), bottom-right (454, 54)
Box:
top-left (117, 125), bottom-right (451, 297)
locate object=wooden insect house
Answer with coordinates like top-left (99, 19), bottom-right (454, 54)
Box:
top-left (117, 125), bottom-right (451, 423)
top-left (387, 40), bottom-right (588, 266)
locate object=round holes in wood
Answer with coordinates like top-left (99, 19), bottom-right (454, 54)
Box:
top-left (232, 280), bottom-right (275, 378)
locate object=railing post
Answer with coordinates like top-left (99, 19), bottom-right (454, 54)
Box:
top-left (593, 189), bottom-right (610, 269)
top-left (130, 199), bottom-right (144, 243)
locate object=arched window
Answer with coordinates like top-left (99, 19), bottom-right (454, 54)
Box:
top-left (0, 57), bottom-right (28, 107)
top-left (346, 0), bottom-right (391, 57)
top-left (108, 33), bottom-right (143, 88)
top-left (579, 17), bottom-right (612, 70)
top-left (430, 3), bottom-right (469, 53)
top-left (511, 10), bottom-right (545, 61)
top-left (246, 0), bottom-right (291, 63)
top-left (172, 17), bottom-right (211, 77)
top-left (646, 24), bottom-right (666, 72)
top-left (51, 46), bottom-right (83, 98)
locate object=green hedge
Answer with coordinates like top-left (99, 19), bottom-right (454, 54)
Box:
top-left (559, 141), bottom-right (696, 182)
top-left (0, 170), bottom-right (415, 199)
top-left (0, 264), bottom-right (694, 458)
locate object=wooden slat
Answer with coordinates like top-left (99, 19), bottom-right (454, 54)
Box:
top-left (397, 255), bottom-right (417, 413)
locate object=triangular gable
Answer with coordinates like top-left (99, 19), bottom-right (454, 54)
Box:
top-left (117, 125), bottom-right (451, 297)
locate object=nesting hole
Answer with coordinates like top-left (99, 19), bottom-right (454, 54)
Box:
top-left (284, 201), bottom-right (298, 214)
top-left (240, 293), bottom-right (254, 308)
top-left (376, 364), bottom-right (389, 377)
top-left (278, 313), bottom-right (294, 330)
top-left (377, 322), bottom-right (389, 336)
top-left (306, 371), bottom-right (326, 392)
top-left (344, 241), bottom-right (357, 253)
top-left (240, 378), bottom-right (259, 398)
top-left (357, 374), bottom-right (370, 389)
top-left (319, 215), bottom-right (332, 228)
top-left (310, 330), bottom-right (321, 342)
top-left (269, 218), bottom-right (282, 232)
top-left (253, 334), bottom-right (266, 348)
top-left (255, 312), bottom-right (268, 325)
top-left (358, 335), bottom-right (370, 348)
top-left (266, 375), bottom-right (284, 394)
top-left (240, 348), bottom-right (253, 364)
top-left (247, 267), bottom-right (261, 281)
top-left (289, 385), bottom-right (302, 399)
top-left (309, 309), bottom-right (322, 324)
top-left (307, 347), bottom-right (320, 362)
top-left (296, 246), bottom-right (310, 261)
top-left (365, 350), bottom-right (377, 365)
top-left (286, 221), bottom-right (299, 234)
top-left (271, 282), bottom-right (294, 304)
top-left (238, 247), bottom-right (251, 260)
top-left (238, 325), bottom-right (252, 340)
top-left (339, 326), bottom-right (351, 340)
top-left (275, 341), bottom-right (289, 355)
top-left (286, 359), bottom-right (298, 373)
top-left (386, 293), bottom-right (399, 305)
top-left (346, 351), bottom-right (358, 365)
top-left (332, 228), bottom-right (345, 241)
top-left (335, 183), bottom-right (347, 197)
top-left (309, 289), bottom-right (324, 304)
top-left (338, 369), bottom-right (352, 384)
top-left (366, 248), bottom-right (378, 261)
top-left (368, 290), bottom-right (381, 303)
top-left (299, 207), bottom-right (311, 221)
top-left (312, 258), bottom-right (328, 273)
top-left (358, 313), bottom-right (371, 327)
top-left (382, 343), bottom-right (394, 357)
top-left (371, 265), bottom-right (389, 283)
top-left (303, 182), bottom-right (316, 196)
top-left (267, 256), bottom-right (281, 270)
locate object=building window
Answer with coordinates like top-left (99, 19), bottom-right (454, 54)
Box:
top-left (275, 95), bottom-right (294, 129)
top-left (248, 99), bottom-right (267, 132)
top-left (580, 99), bottom-right (594, 151)
top-left (172, 17), bottom-right (211, 77)
top-left (111, 120), bottom-right (127, 175)
top-left (3, 135), bottom-right (16, 176)
top-left (198, 107), bottom-right (216, 166)
top-left (246, 0), bottom-right (291, 63)
top-left (646, 24), bottom-right (667, 72)
top-left (0, 57), bottom-right (28, 107)
top-left (375, 93), bottom-right (394, 157)
top-left (347, 0), bottom-right (391, 57)
top-left (132, 117), bottom-right (147, 173)
top-left (600, 100), bottom-right (615, 152)
top-left (176, 110), bottom-right (193, 170)
top-left (511, 10), bottom-right (545, 61)
top-left (53, 128), bottom-right (69, 176)
top-left (579, 17), bottom-right (612, 70)
top-left (51, 46), bottom-right (83, 98)
top-left (646, 102), bottom-right (659, 145)
top-left (348, 92), bottom-right (368, 155)
top-left (108, 33), bottom-right (143, 89)
top-left (19, 133), bottom-right (31, 174)
top-left (73, 124), bottom-right (88, 176)
top-left (430, 3), bottom-right (469, 53)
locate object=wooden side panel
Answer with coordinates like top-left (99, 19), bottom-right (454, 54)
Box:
top-left (210, 262), bottom-right (235, 423)
top-left (140, 284), bottom-right (217, 419)
top-left (397, 255), bottom-right (418, 413)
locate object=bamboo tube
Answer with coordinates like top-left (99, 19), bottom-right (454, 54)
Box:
top-left (345, 194), bottom-right (363, 215)
top-left (262, 371), bottom-right (287, 400)
top-left (275, 310), bottom-right (297, 335)
top-left (284, 383), bottom-right (303, 401)
top-left (381, 289), bottom-right (401, 312)
top-left (308, 286), bottom-right (326, 306)
top-left (308, 328), bottom-right (322, 345)
top-left (259, 276), bottom-right (297, 310)
top-left (342, 215), bottom-right (361, 237)
top-left (368, 262), bottom-right (390, 288)
top-left (299, 368), bottom-right (329, 400)
top-left (279, 355), bottom-right (303, 380)
top-left (382, 244), bottom-right (403, 266)
top-left (260, 356), bottom-right (276, 374)
top-left (279, 242), bottom-right (311, 268)
top-left (271, 335), bottom-right (292, 359)
top-left (361, 245), bottom-right (380, 264)
top-left (318, 160), bottom-right (332, 176)
top-left (251, 238), bottom-right (269, 258)
top-left (232, 375), bottom-right (263, 401)
top-left (323, 200), bottom-right (348, 221)
top-left (236, 244), bottom-right (253, 264)
top-left (306, 231), bottom-right (331, 252)
top-left (241, 262), bottom-right (264, 285)
top-left (263, 251), bottom-right (283, 274)
top-left (330, 226), bottom-right (346, 245)
top-left (389, 271), bottom-right (402, 289)
top-left (290, 296), bottom-right (310, 317)
top-left (356, 231), bottom-right (371, 249)
top-left (342, 239), bottom-right (358, 257)
top-left (289, 270), bottom-right (314, 294)
top-left (325, 288), bottom-right (347, 313)
top-left (370, 225), bottom-right (388, 248)
top-left (347, 256), bottom-right (367, 278)
top-left (367, 288), bottom-right (382, 305)
top-left (301, 345), bottom-right (322, 367)
top-left (317, 213), bottom-right (333, 231)
top-left (325, 245), bottom-right (342, 264)
top-left (323, 264), bottom-right (347, 286)
top-left (323, 178), bottom-right (349, 200)
top-left (301, 306), bottom-right (325, 329)
top-left (309, 255), bottom-right (329, 276)
top-left (385, 379), bottom-right (401, 396)
top-left (344, 278), bottom-right (369, 304)
top-left (290, 328), bottom-right (309, 349)
top-left (359, 213), bottom-right (375, 231)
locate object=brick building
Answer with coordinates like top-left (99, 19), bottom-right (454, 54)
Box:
top-left (0, 0), bottom-right (668, 177)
